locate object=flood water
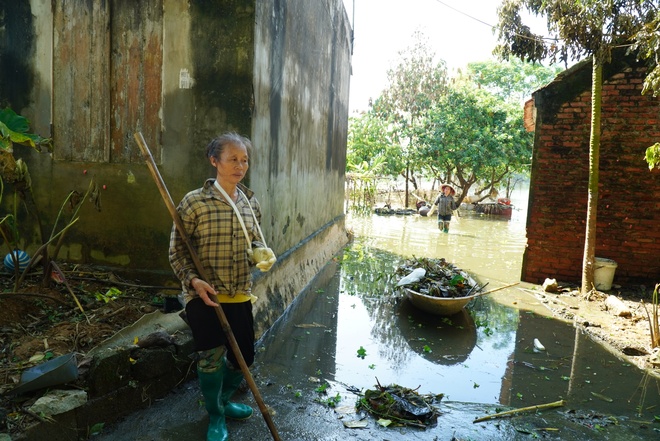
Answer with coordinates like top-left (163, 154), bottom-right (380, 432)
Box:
top-left (258, 185), bottom-right (659, 425)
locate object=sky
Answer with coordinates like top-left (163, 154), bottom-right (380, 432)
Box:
top-left (342, 0), bottom-right (543, 113)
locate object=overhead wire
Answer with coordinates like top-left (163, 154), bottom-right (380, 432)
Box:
top-left (432, 0), bottom-right (559, 45)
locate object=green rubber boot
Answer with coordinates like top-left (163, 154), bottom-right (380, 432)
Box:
top-left (443, 222), bottom-right (450, 233)
top-left (221, 359), bottom-right (253, 420)
top-left (197, 367), bottom-right (228, 441)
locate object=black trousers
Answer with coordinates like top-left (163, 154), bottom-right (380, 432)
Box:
top-left (185, 297), bottom-right (255, 367)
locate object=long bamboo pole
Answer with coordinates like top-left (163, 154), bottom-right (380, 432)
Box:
top-left (134, 132), bottom-right (280, 441)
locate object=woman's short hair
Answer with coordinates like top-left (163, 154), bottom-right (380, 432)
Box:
top-left (206, 132), bottom-right (252, 159)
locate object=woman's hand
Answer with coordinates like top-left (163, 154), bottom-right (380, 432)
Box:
top-left (191, 278), bottom-right (219, 307)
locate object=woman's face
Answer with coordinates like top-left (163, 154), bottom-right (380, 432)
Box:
top-left (443, 187), bottom-right (452, 196)
top-left (211, 143), bottom-right (249, 186)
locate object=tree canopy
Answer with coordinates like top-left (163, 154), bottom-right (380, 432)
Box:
top-left (466, 59), bottom-right (563, 103)
top-left (346, 34), bottom-right (560, 210)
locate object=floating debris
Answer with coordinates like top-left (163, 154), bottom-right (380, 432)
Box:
top-left (356, 381), bottom-right (443, 428)
top-left (533, 338), bottom-right (546, 351)
top-left (395, 257), bottom-right (481, 299)
top-left (396, 268), bottom-right (427, 287)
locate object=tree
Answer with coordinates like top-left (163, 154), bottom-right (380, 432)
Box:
top-left (416, 85), bottom-right (532, 202)
top-left (495, 0), bottom-right (658, 294)
top-left (346, 112), bottom-right (401, 178)
top-left (345, 113), bottom-right (394, 212)
top-left (347, 58), bottom-right (545, 207)
top-left (372, 31), bottom-right (449, 206)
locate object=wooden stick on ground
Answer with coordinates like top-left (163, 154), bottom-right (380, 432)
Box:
top-left (473, 399), bottom-right (565, 423)
top-left (134, 132), bottom-right (281, 441)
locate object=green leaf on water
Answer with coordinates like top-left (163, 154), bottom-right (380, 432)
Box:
top-left (89, 422), bottom-right (105, 436)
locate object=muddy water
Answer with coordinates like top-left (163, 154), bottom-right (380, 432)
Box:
top-left (259, 185), bottom-right (659, 426)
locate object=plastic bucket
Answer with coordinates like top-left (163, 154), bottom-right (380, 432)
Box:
top-left (594, 257), bottom-right (617, 291)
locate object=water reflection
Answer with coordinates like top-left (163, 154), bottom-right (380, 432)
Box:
top-left (395, 302), bottom-right (477, 365)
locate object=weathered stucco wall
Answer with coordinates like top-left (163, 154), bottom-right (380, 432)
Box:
top-left (522, 53), bottom-right (660, 286)
top-left (250, 0), bottom-right (351, 326)
top-left (0, 0), bottom-right (351, 336)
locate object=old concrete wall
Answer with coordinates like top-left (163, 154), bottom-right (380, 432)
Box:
top-left (0, 0), bottom-right (351, 336)
top-left (250, 0), bottom-right (351, 327)
top-left (522, 53), bottom-right (660, 286)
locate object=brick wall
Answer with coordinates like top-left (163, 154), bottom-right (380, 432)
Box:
top-left (522, 54), bottom-right (660, 287)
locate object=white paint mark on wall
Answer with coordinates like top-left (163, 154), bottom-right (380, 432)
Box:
top-left (179, 69), bottom-right (193, 89)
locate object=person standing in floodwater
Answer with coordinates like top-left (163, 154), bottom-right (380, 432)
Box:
top-left (434, 184), bottom-right (459, 233)
top-left (169, 133), bottom-right (275, 441)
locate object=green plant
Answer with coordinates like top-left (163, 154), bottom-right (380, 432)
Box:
top-left (316, 393), bottom-right (341, 408)
top-left (0, 107), bottom-right (51, 152)
top-left (641, 283), bottom-right (660, 348)
top-left (645, 143), bottom-right (660, 170)
top-left (0, 107), bottom-right (94, 291)
top-left (95, 287), bottom-right (123, 303)
top-left (315, 383), bottom-right (329, 394)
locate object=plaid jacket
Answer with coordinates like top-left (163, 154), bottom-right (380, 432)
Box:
top-left (169, 179), bottom-right (264, 303)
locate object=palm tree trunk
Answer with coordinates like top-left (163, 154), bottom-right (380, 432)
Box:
top-left (581, 57), bottom-right (602, 294)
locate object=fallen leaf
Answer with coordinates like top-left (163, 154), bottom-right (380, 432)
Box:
top-left (343, 420), bottom-right (368, 428)
top-left (334, 405), bottom-right (356, 415)
top-left (590, 392), bottom-right (613, 402)
top-left (29, 353), bottom-right (45, 363)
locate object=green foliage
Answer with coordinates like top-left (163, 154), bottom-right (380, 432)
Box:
top-left (0, 107), bottom-right (51, 152)
top-left (95, 287), bottom-right (123, 303)
top-left (316, 392), bottom-right (342, 408)
top-left (494, 0), bottom-right (656, 65)
top-left (466, 59), bottom-right (563, 103)
top-left (633, 12), bottom-right (660, 97)
top-left (314, 383), bottom-right (329, 394)
top-left (347, 113), bottom-right (396, 174)
top-left (416, 85), bottom-right (533, 196)
top-left (88, 423), bottom-right (105, 437)
top-left (645, 143), bottom-right (660, 170)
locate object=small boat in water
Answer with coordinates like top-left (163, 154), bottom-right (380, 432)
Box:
top-left (405, 283), bottom-right (519, 316)
top-left (395, 257), bottom-right (518, 316)
top-left (405, 288), bottom-right (483, 316)
top-left (395, 257), bottom-right (482, 316)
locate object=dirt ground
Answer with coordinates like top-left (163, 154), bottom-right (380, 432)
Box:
top-left (523, 281), bottom-right (660, 372)
top-left (0, 264), bottom-right (178, 437)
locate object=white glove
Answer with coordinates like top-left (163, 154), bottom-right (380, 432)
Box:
top-left (252, 247), bottom-right (276, 272)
